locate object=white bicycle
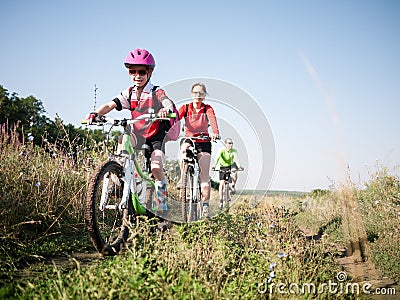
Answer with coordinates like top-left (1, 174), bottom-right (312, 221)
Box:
top-left (82, 112), bottom-right (175, 255)
top-left (180, 135), bottom-right (220, 222)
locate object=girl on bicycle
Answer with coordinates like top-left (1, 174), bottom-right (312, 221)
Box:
top-left (86, 48), bottom-right (176, 213)
top-left (178, 82), bottom-right (220, 218)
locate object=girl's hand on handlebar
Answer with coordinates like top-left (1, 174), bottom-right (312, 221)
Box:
top-left (86, 112), bottom-right (98, 125)
top-left (158, 108), bottom-right (170, 118)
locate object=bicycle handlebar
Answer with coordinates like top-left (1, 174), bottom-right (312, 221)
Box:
top-left (183, 134), bottom-right (221, 142)
top-left (81, 113), bottom-right (177, 126)
top-left (212, 167), bottom-right (244, 172)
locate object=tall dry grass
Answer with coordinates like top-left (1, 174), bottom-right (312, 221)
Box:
top-left (286, 171), bottom-right (400, 283)
top-left (0, 123), bottom-right (93, 272)
top-left (336, 184), bottom-right (369, 260)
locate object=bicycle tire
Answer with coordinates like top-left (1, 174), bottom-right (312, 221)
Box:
top-left (85, 160), bottom-right (132, 253)
top-left (180, 162), bottom-right (189, 222)
top-left (190, 201), bottom-right (198, 222)
top-left (224, 181), bottom-right (230, 210)
top-left (188, 188), bottom-right (197, 222)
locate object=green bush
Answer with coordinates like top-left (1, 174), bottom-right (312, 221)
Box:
top-left (357, 167), bottom-right (400, 282)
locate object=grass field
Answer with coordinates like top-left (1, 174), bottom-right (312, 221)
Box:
top-left (1, 127), bottom-right (399, 299)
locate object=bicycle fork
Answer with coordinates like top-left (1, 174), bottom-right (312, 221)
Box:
top-left (99, 173), bottom-right (114, 211)
top-left (99, 156), bottom-right (146, 215)
top-left (120, 157), bottom-right (134, 210)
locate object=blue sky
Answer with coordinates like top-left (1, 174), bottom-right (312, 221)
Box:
top-left (1, 0), bottom-right (400, 191)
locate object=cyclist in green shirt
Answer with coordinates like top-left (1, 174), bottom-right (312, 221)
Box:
top-left (213, 138), bottom-right (244, 208)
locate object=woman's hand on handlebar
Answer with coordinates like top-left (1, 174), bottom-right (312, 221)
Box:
top-left (210, 133), bottom-right (220, 142)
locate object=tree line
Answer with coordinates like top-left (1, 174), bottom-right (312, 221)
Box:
top-left (0, 85), bottom-right (106, 154)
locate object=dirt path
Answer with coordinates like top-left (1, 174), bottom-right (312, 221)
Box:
top-left (336, 255), bottom-right (399, 300)
top-left (15, 251), bottom-right (102, 280)
top-left (300, 226), bottom-right (399, 299)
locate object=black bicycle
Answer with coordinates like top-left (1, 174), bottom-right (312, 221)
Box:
top-left (213, 166), bottom-right (243, 210)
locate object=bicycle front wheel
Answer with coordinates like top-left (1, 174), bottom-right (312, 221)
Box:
top-left (180, 162), bottom-right (190, 223)
top-left (224, 182), bottom-right (231, 210)
top-left (191, 180), bottom-right (202, 222)
top-left (180, 162), bottom-right (202, 223)
top-left (85, 160), bottom-right (131, 253)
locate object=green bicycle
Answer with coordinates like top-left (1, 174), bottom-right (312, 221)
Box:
top-left (83, 112), bottom-right (175, 255)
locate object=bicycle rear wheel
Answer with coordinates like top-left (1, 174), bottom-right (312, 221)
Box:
top-left (188, 192), bottom-right (199, 222)
top-left (85, 160), bottom-right (131, 253)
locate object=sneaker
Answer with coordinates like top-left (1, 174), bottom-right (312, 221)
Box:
top-left (218, 202), bottom-right (223, 210)
top-left (202, 204), bottom-right (211, 219)
top-left (155, 179), bottom-right (168, 211)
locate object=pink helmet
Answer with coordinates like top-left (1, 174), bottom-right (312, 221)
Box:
top-left (124, 48), bottom-right (155, 69)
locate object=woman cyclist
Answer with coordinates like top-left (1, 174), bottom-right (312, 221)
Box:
top-left (86, 48), bottom-right (176, 214)
top-left (178, 83), bottom-right (220, 218)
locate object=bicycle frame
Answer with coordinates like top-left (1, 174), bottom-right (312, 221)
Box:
top-left (89, 113), bottom-right (173, 216)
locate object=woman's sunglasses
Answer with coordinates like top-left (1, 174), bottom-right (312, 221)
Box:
top-left (129, 69), bottom-right (148, 76)
top-left (192, 91), bottom-right (206, 96)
